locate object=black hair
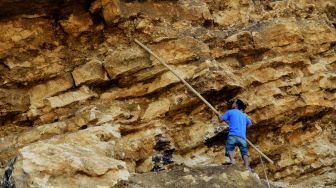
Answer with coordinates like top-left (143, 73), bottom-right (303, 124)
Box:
top-left (236, 99), bottom-right (247, 110)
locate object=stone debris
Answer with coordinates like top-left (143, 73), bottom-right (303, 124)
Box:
top-left (124, 164), bottom-right (274, 188)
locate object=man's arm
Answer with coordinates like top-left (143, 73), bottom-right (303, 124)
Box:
top-left (219, 111), bottom-right (230, 122)
top-left (246, 116), bottom-right (252, 128)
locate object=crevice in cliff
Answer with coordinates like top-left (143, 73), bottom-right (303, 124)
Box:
top-left (89, 80), bottom-right (118, 94)
top-left (0, 113), bottom-right (21, 126)
top-left (202, 86), bottom-right (244, 109)
top-left (0, 0), bottom-right (62, 19)
top-left (204, 129), bottom-right (228, 148)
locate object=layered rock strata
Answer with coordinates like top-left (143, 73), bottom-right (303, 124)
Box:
top-left (0, 0), bottom-right (335, 187)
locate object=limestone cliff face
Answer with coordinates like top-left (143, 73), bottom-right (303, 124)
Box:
top-left (0, 0), bottom-right (335, 187)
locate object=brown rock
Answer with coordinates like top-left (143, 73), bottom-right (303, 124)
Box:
top-left (0, 88), bottom-right (29, 115)
top-left (142, 98), bottom-right (170, 121)
top-left (0, 17), bottom-right (66, 84)
top-left (89, 0), bottom-right (103, 13)
top-left (45, 85), bottom-right (98, 109)
top-left (13, 124), bottom-right (129, 188)
top-left (59, 10), bottom-right (94, 37)
top-left (253, 21), bottom-right (303, 51)
top-left (29, 74), bottom-right (74, 108)
top-left (101, 63), bottom-right (204, 100)
top-left (103, 45), bottom-right (150, 80)
top-left (102, 0), bottom-right (122, 25)
top-left (127, 165), bottom-right (267, 188)
top-left (150, 37), bottom-right (210, 65)
top-left (72, 58), bottom-right (109, 86)
top-left (0, 1), bottom-right (335, 187)
top-left (213, 10), bottom-right (242, 27)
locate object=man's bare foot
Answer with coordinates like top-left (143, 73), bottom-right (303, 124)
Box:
top-left (246, 167), bottom-right (253, 172)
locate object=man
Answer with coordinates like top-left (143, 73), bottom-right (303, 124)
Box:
top-left (219, 99), bottom-right (252, 171)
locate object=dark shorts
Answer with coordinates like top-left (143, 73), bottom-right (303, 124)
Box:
top-left (225, 135), bottom-right (249, 157)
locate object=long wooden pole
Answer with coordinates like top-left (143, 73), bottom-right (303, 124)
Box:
top-left (134, 39), bottom-right (274, 164)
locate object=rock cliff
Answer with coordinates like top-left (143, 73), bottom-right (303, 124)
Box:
top-left (0, 0), bottom-right (335, 187)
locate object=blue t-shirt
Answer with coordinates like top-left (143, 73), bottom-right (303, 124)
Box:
top-left (220, 109), bottom-right (252, 139)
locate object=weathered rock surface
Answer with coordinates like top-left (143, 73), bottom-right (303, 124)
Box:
top-left (29, 74), bottom-right (74, 108)
top-left (124, 165), bottom-right (271, 188)
top-left (72, 58), bottom-right (109, 86)
top-left (0, 0), bottom-right (335, 187)
top-left (12, 124), bottom-right (129, 188)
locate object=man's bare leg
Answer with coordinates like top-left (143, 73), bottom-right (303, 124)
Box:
top-left (243, 155), bottom-right (251, 171)
top-left (228, 151), bottom-right (236, 164)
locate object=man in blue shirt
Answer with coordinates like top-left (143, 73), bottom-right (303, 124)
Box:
top-left (219, 99), bottom-right (252, 171)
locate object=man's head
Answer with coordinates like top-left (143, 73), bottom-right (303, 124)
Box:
top-left (232, 99), bottom-right (247, 110)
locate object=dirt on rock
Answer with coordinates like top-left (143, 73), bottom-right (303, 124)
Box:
top-left (120, 164), bottom-right (274, 188)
